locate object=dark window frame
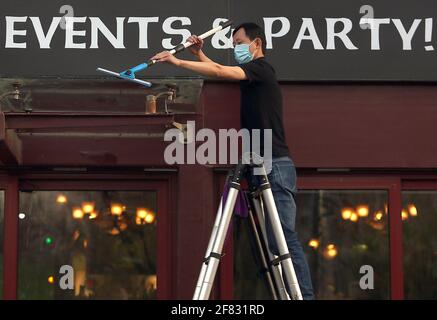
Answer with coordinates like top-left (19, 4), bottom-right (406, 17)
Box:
top-left (1, 172), bottom-right (175, 300)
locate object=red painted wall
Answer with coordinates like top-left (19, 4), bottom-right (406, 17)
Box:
top-left (201, 82), bottom-right (437, 169)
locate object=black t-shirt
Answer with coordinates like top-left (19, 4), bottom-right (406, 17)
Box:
top-left (239, 57), bottom-right (289, 158)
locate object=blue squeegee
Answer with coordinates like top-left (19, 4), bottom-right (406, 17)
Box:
top-left (96, 20), bottom-right (232, 87)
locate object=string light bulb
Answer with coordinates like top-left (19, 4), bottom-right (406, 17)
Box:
top-left (324, 244), bottom-right (338, 259)
top-left (145, 213), bottom-right (155, 224)
top-left (111, 204), bottom-right (123, 216)
top-left (357, 205), bottom-right (369, 217)
top-left (408, 204), bottom-right (418, 217)
top-left (341, 208), bottom-right (353, 220)
top-left (82, 202), bottom-right (95, 214)
top-left (89, 211), bottom-right (98, 219)
top-left (72, 208), bottom-right (84, 219)
top-left (56, 194), bottom-right (67, 204)
top-left (136, 208), bottom-right (148, 219)
top-left (374, 211), bottom-right (383, 221)
top-left (350, 212), bottom-right (359, 222)
top-left (401, 210), bottom-right (409, 221)
top-left (308, 239), bottom-right (320, 249)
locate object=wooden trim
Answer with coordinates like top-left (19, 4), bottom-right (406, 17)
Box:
top-left (3, 175), bottom-right (18, 299)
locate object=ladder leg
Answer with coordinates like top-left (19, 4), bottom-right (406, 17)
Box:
top-left (256, 166), bottom-right (303, 300)
top-left (246, 203), bottom-right (279, 300)
top-left (195, 163), bottom-right (246, 300)
top-left (193, 197), bottom-right (223, 299)
top-left (196, 187), bottom-right (239, 300)
top-left (248, 192), bottom-right (290, 300)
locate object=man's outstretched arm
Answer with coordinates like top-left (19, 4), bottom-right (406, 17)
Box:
top-left (179, 59), bottom-right (246, 80)
top-left (195, 50), bottom-right (213, 63)
top-left (150, 50), bottom-right (247, 81)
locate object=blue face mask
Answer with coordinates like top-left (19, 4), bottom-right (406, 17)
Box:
top-left (234, 40), bottom-right (255, 64)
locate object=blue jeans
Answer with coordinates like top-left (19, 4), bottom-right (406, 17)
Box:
top-left (252, 156), bottom-right (315, 300)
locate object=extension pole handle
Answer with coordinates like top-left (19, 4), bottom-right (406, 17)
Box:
top-left (147, 20), bottom-right (233, 66)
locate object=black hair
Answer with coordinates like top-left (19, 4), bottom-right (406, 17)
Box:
top-left (232, 22), bottom-right (266, 54)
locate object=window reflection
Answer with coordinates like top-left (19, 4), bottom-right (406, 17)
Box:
top-left (18, 191), bottom-right (157, 300)
top-left (402, 191), bottom-right (437, 299)
top-left (234, 190), bottom-right (389, 299)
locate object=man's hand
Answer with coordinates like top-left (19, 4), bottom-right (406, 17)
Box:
top-left (150, 51), bottom-right (181, 66)
top-left (187, 35), bottom-right (204, 56)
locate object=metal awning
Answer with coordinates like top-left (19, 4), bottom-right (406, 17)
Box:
top-left (0, 78), bottom-right (203, 166)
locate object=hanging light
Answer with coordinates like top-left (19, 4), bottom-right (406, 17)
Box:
top-left (82, 202), bottom-right (95, 214)
top-left (355, 243), bottom-right (368, 251)
top-left (370, 211), bottom-right (385, 230)
top-left (109, 227), bottom-right (120, 235)
top-left (111, 204), bottom-right (123, 216)
top-left (401, 209), bottom-right (409, 221)
top-left (136, 208), bottom-right (155, 225)
top-left (135, 216), bottom-right (144, 225)
top-left (360, 244), bottom-right (368, 251)
top-left (357, 205), bottom-right (369, 217)
top-left (145, 275), bottom-right (157, 292)
top-left (56, 194), bottom-right (67, 204)
top-left (136, 208), bottom-right (148, 219)
top-left (72, 208), bottom-right (84, 219)
top-left (374, 211), bottom-right (384, 221)
top-left (145, 212), bottom-right (155, 224)
top-left (341, 208), bottom-right (353, 220)
top-left (308, 239), bottom-right (320, 249)
top-left (89, 211), bottom-right (98, 219)
top-left (119, 222), bottom-right (128, 231)
top-left (350, 212), bottom-right (359, 222)
top-left (323, 244), bottom-right (338, 260)
top-left (408, 204), bottom-right (418, 217)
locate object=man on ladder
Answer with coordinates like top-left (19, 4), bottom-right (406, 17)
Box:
top-left (152, 22), bottom-right (314, 300)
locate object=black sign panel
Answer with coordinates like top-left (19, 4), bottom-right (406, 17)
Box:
top-left (1, 0), bottom-right (437, 80)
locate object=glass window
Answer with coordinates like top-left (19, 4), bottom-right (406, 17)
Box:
top-left (402, 191), bottom-right (437, 299)
top-left (0, 191), bottom-right (4, 300)
top-left (234, 190), bottom-right (389, 299)
top-left (18, 190), bottom-right (157, 300)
